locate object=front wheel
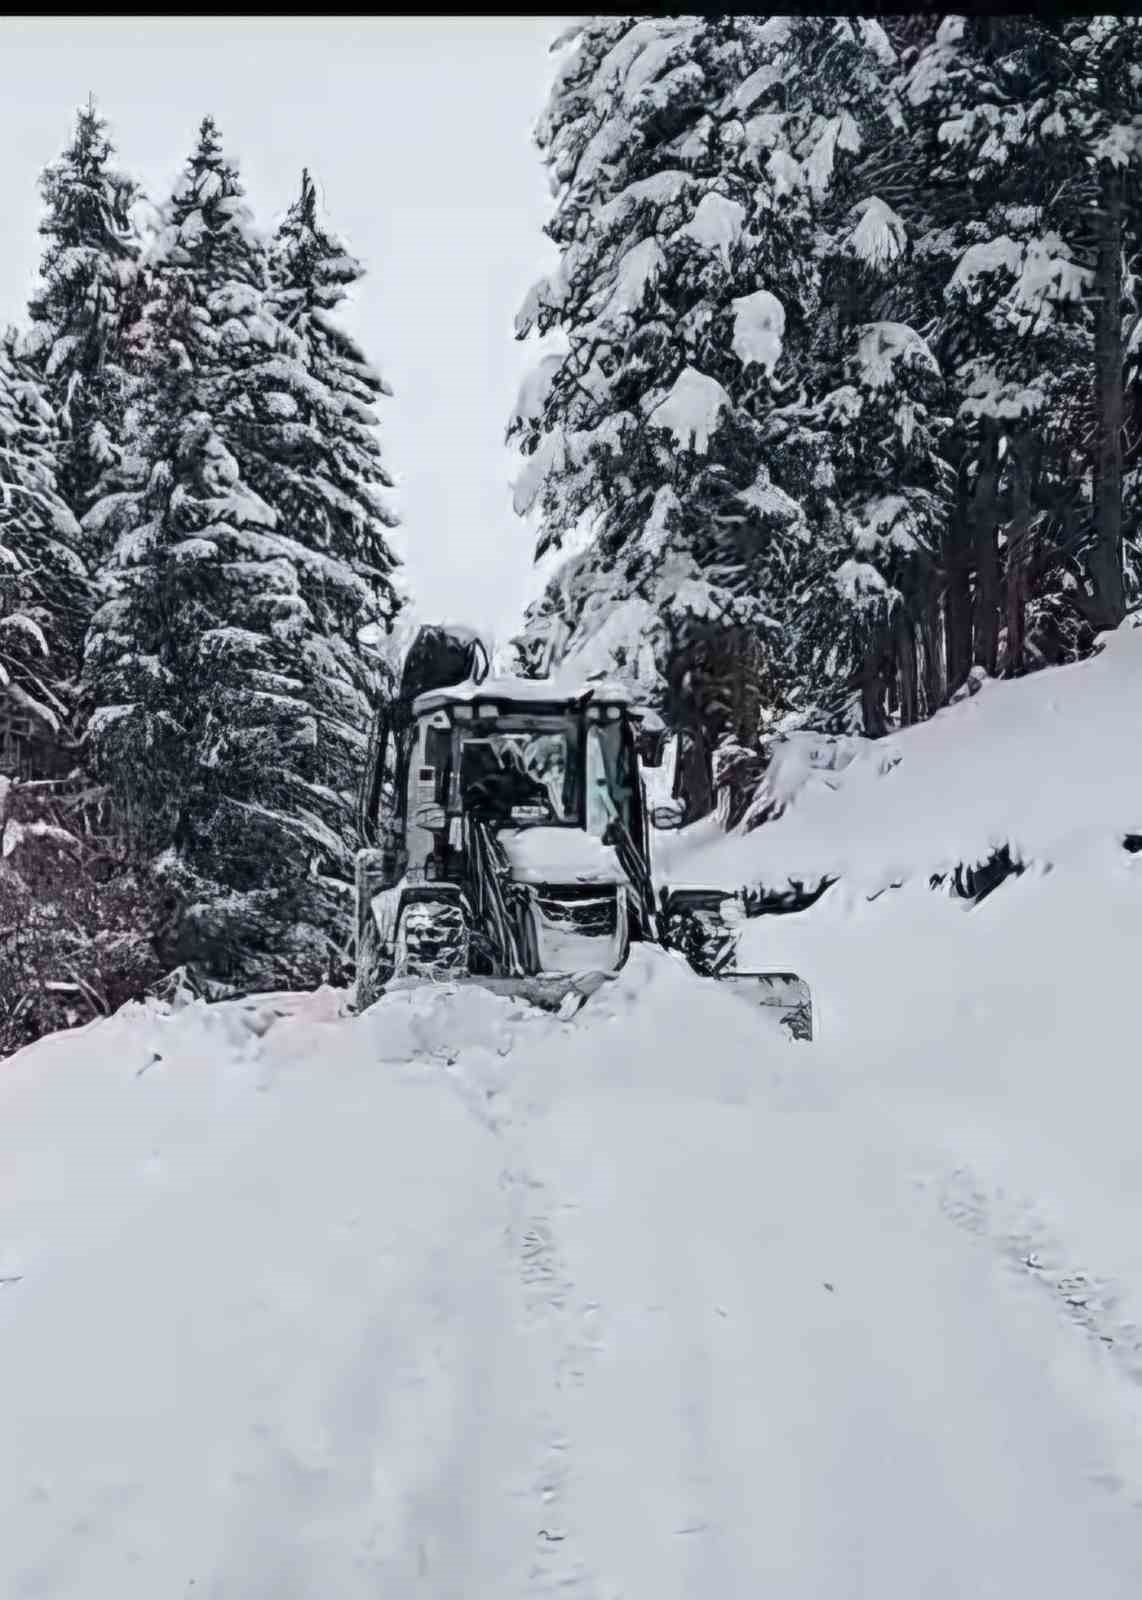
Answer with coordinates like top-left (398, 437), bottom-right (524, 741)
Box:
top-left (393, 899), bottom-right (470, 982)
top-left (664, 901), bottom-right (736, 977)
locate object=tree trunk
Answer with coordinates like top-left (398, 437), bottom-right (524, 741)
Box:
top-left (971, 422), bottom-right (1002, 676)
top-left (1089, 161), bottom-right (1125, 629)
top-left (920, 581), bottom-right (946, 715)
top-left (895, 607), bottom-right (919, 726)
top-left (943, 448), bottom-right (974, 697)
top-left (1003, 432), bottom-right (1032, 676)
top-left (674, 729), bottom-right (714, 820)
top-left (684, 732), bottom-right (710, 819)
top-left (860, 638), bottom-right (889, 738)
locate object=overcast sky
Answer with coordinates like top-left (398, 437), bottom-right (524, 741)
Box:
top-left (0, 15), bottom-right (563, 647)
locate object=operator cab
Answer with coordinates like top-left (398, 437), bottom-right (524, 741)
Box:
top-left (358, 670), bottom-right (667, 894)
top-left (380, 681), bottom-right (642, 843)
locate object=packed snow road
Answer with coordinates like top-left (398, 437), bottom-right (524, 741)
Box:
top-left (2, 946), bottom-right (1142, 1597)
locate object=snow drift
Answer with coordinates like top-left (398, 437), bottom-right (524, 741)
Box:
top-left (4, 939), bottom-right (1142, 1595)
top-left (658, 617), bottom-right (1142, 898)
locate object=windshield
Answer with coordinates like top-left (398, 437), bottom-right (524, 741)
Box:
top-left (460, 727), bottom-right (579, 825)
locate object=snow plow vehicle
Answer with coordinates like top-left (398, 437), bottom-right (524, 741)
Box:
top-left (354, 625), bottom-right (813, 1037)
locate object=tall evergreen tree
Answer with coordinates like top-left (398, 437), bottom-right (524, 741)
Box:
top-left (0, 332), bottom-right (90, 746)
top-left (25, 98), bottom-right (141, 527)
top-left (256, 167), bottom-right (402, 849)
top-left (83, 119), bottom-right (367, 989)
top-left (898, 16), bottom-right (1142, 681)
top-left (509, 17), bottom-right (833, 812)
top-left (792, 320), bottom-right (952, 734)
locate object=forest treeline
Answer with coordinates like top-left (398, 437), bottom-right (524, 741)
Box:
top-left (4, 15), bottom-right (1141, 1046)
top-left (1, 104), bottom-right (401, 1047)
top-left (508, 15), bottom-right (1142, 814)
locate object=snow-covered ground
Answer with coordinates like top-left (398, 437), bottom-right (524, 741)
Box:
top-left (656, 618), bottom-right (1142, 898)
top-left (5, 625), bottom-right (1142, 1594)
top-left (4, 928), bottom-right (1142, 1595)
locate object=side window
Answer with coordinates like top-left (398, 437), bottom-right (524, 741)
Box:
top-left (586, 727), bottom-right (617, 837)
top-left (424, 726), bottom-right (452, 804)
top-left (404, 726), bottom-right (434, 807)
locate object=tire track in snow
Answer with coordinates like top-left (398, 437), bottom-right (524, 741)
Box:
top-left (434, 1007), bottom-right (613, 1597)
top-left (500, 1100), bottom-right (769, 1599)
top-left (923, 1163), bottom-right (1142, 1506)
top-left (933, 1167), bottom-right (1142, 1384)
top-left (499, 1163), bottom-right (609, 1598)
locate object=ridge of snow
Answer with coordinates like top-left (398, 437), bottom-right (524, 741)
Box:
top-left (659, 617), bottom-right (1142, 899)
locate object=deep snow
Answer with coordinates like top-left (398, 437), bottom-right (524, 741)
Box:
top-left (655, 617), bottom-right (1142, 898)
top-left (3, 934), bottom-right (1142, 1596)
top-left (5, 624), bottom-right (1142, 1594)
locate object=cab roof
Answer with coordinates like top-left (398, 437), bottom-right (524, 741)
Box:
top-left (411, 673), bottom-right (640, 718)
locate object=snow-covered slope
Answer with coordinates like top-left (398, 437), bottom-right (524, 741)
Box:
top-left (4, 943), bottom-right (1142, 1595)
top-left (657, 618), bottom-right (1142, 898)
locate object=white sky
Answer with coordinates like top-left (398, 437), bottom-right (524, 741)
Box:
top-left (0, 15), bottom-right (564, 646)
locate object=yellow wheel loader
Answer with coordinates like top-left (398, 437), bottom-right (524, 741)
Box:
top-left (354, 626), bottom-right (813, 1038)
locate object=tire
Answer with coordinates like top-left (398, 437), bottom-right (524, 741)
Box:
top-left (515, 897), bottom-right (541, 975)
top-left (393, 898), bottom-right (469, 982)
top-left (668, 902), bottom-right (735, 978)
top-left (355, 916), bottom-right (393, 1012)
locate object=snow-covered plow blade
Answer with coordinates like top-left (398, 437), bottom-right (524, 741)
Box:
top-left (659, 887), bottom-right (814, 1040)
top-left (713, 971), bottom-right (814, 1041)
top-left (381, 967), bottom-right (616, 1018)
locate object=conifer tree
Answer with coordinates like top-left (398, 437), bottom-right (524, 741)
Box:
top-left (255, 168), bottom-right (402, 851)
top-left (0, 332), bottom-right (90, 745)
top-left (83, 119), bottom-right (361, 989)
top-left (509, 17), bottom-right (830, 810)
top-left (899, 17), bottom-right (1142, 678)
top-left (25, 98), bottom-right (141, 527)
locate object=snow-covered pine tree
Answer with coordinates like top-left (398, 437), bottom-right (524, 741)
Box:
top-left (83, 119), bottom-right (365, 990)
top-left (509, 17), bottom-right (827, 814)
top-left (793, 322), bottom-right (952, 735)
top-left (1055, 17), bottom-right (1142, 632)
top-left (724, 17), bottom-right (957, 738)
top-left (900, 17), bottom-right (1142, 681)
top-left (0, 331), bottom-right (91, 761)
top-left (514, 16), bottom-right (1139, 776)
top-left (255, 167), bottom-right (402, 855)
top-left (24, 98), bottom-right (141, 529)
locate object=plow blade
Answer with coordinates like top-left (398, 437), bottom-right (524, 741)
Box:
top-left (714, 971), bottom-right (814, 1041)
top-left (382, 968), bottom-right (616, 1018)
top-left (657, 886), bottom-right (814, 1041)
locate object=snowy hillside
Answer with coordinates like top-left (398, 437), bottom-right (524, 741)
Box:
top-left (4, 934), bottom-right (1142, 1594)
top-left (657, 617), bottom-right (1142, 898)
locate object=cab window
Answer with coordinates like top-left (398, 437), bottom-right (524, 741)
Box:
top-left (586, 722), bottom-right (633, 837)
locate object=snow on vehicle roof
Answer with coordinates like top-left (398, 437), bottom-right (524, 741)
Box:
top-left (412, 673), bottom-right (640, 714)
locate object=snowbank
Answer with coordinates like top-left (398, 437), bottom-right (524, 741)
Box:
top-left (659, 619), bottom-right (1142, 898)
